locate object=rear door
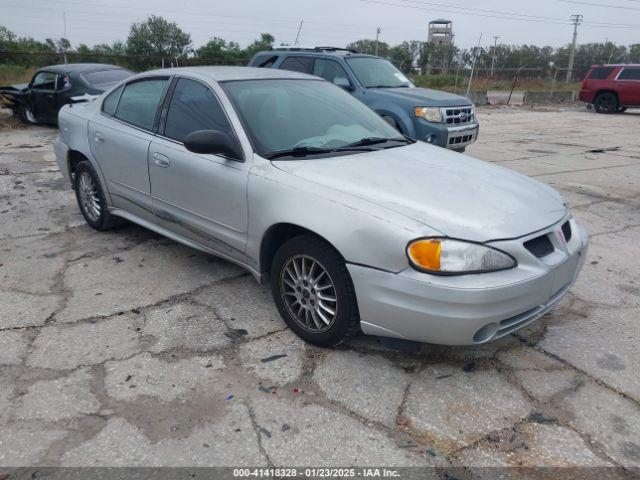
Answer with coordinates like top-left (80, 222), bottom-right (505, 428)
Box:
top-left (148, 77), bottom-right (249, 258)
top-left (615, 67), bottom-right (640, 105)
top-left (278, 56), bottom-right (314, 74)
top-left (88, 77), bottom-right (169, 218)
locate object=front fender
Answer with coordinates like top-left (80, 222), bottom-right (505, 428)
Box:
top-left (247, 159), bottom-right (438, 274)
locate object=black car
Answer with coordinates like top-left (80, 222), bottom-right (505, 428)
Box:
top-left (0, 63), bottom-right (133, 125)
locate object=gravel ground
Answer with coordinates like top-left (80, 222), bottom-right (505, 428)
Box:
top-left (0, 106), bottom-right (639, 473)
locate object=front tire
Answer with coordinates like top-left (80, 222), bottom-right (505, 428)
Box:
top-left (19, 103), bottom-right (38, 125)
top-left (594, 92), bottom-right (618, 114)
top-left (270, 235), bottom-right (360, 347)
top-left (74, 161), bottom-right (121, 231)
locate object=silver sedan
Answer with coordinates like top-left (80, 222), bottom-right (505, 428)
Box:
top-left (54, 66), bottom-right (588, 347)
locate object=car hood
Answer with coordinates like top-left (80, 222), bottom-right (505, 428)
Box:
top-left (272, 143), bottom-right (566, 242)
top-left (367, 87), bottom-right (472, 107)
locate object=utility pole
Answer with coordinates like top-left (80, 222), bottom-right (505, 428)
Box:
top-left (490, 35), bottom-right (499, 77)
top-left (294, 19), bottom-right (303, 46)
top-left (466, 32), bottom-right (482, 98)
top-left (62, 12), bottom-right (68, 64)
top-left (375, 27), bottom-right (381, 56)
top-left (566, 14), bottom-right (583, 83)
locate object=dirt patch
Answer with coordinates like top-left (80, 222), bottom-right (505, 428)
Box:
top-left (0, 109), bottom-right (24, 131)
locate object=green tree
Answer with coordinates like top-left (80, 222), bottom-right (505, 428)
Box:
top-left (126, 15), bottom-right (192, 68)
top-left (196, 37), bottom-right (242, 63)
top-left (242, 33), bottom-right (275, 59)
top-left (346, 39), bottom-right (389, 56)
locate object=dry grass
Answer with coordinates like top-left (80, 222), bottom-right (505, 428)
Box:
top-left (412, 74), bottom-right (581, 93)
top-left (0, 108), bottom-right (24, 130)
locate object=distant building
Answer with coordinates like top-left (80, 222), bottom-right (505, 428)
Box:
top-left (428, 19), bottom-right (453, 46)
top-left (427, 19), bottom-right (454, 74)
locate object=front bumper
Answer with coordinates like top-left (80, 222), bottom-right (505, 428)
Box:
top-left (414, 118), bottom-right (479, 150)
top-left (348, 217), bottom-right (588, 346)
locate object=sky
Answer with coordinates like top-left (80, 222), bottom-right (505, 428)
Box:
top-left (2, 0), bottom-right (639, 51)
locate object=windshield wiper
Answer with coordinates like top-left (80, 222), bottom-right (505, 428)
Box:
top-left (265, 146), bottom-right (334, 160)
top-left (337, 137), bottom-right (412, 150)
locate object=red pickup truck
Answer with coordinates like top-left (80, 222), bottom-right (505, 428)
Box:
top-left (579, 64), bottom-right (640, 113)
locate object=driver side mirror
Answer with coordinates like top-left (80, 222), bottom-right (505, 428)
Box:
top-left (333, 77), bottom-right (354, 91)
top-left (184, 130), bottom-right (244, 161)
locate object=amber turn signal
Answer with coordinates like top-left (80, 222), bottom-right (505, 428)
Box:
top-left (407, 239), bottom-right (441, 271)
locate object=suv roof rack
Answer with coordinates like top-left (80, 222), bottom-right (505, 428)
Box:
top-left (272, 46), bottom-right (359, 53)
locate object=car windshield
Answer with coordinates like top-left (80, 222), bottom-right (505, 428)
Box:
top-left (346, 57), bottom-right (414, 88)
top-left (222, 79), bottom-right (407, 158)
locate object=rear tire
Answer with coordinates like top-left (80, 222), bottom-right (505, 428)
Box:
top-left (594, 92), bottom-right (619, 114)
top-left (74, 161), bottom-right (121, 231)
top-left (19, 103), bottom-right (38, 125)
top-left (270, 235), bottom-right (360, 347)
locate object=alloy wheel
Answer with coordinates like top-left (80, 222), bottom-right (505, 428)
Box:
top-left (280, 254), bottom-right (338, 333)
top-left (78, 171), bottom-right (101, 222)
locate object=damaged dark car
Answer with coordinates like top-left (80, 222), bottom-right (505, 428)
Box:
top-left (0, 63), bottom-right (133, 125)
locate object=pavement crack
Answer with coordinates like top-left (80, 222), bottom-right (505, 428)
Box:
top-left (245, 399), bottom-right (274, 467)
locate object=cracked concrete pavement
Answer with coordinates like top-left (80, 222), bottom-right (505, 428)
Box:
top-left (0, 106), bottom-right (639, 471)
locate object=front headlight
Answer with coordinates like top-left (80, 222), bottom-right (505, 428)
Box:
top-left (407, 238), bottom-right (516, 275)
top-left (414, 107), bottom-right (442, 123)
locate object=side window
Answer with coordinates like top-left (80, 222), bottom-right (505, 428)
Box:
top-left (31, 71), bottom-right (58, 91)
top-left (618, 68), bottom-right (640, 81)
top-left (588, 67), bottom-right (614, 80)
top-left (251, 54), bottom-right (279, 68)
top-left (313, 58), bottom-right (350, 86)
top-left (164, 78), bottom-right (233, 143)
top-left (115, 79), bottom-right (168, 130)
top-left (102, 85), bottom-right (123, 116)
top-left (280, 56), bottom-right (313, 74)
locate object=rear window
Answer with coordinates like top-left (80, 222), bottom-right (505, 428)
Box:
top-left (102, 85), bottom-right (123, 116)
top-left (618, 67), bottom-right (640, 80)
top-left (251, 54), bottom-right (279, 68)
top-left (588, 67), bottom-right (615, 80)
top-left (83, 69), bottom-right (133, 87)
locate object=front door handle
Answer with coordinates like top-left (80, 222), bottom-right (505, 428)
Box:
top-left (153, 152), bottom-right (170, 168)
top-left (94, 132), bottom-right (104, 144)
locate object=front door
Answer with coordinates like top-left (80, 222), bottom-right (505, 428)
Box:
top-left (29, 71), bottom-right (58, 122)
top-left (88, 77), bottom-right (169, 217)
top-left (149, 77), bottom-right (249, 259)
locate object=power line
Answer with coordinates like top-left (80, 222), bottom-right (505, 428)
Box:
top-left (361, 0), bottom-right (640, 28)
top-left (558, 0), bottom-right (640, 10)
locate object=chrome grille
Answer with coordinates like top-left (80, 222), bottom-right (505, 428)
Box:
top-left (443, 106), bottom-right (475, 126)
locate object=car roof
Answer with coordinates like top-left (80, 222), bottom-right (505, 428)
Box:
top-left (254, 49), bottom-right (378, 59)
top-left (139, 66), bottom-right (320, 82)
top-left (593, 64), bottom-right (640, 68)
top-left (39, 63), bottom-right (127, 74)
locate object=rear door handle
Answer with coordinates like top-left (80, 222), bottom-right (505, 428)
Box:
top-left (153, 152), bottom-right (170, 168)
top-left (94, 132), bottom-right (104, 144)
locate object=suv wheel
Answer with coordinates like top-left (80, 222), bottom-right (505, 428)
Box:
top-left (74, 161), bottom-right (121, 230)
top-left (270, 235), bottom-right (360, 347)
top-left (594, 92), bottom-right (619, 114)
